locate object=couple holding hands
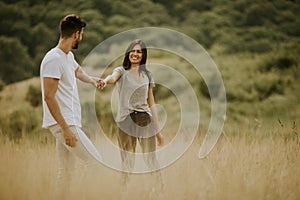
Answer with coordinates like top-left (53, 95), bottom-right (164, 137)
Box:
top-left (40, 14), bottom-right (164, 198)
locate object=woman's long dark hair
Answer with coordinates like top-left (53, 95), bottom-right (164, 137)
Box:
top-left (122, 39), bottom-right (149, 79)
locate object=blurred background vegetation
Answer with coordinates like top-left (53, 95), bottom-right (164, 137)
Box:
top-left (0, 0), bottom-right (299, 142)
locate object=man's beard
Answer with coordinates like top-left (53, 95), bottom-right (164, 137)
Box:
top-left (72, 40), bottom-right (80, 49)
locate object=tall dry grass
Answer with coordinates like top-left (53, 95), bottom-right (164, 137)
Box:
top-left (0, 124), bottom-right (299, 200)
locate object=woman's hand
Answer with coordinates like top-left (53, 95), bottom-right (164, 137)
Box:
top-left (90, 77), bottom-right (101, 88)
top-left (97, 79), bottom-right (107, 89)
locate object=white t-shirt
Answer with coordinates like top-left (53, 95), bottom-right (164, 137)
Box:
top-left (40, 47), bottom-right (81, 128)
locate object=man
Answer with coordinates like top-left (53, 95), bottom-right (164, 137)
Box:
top-left (40, 14), bottom-right (102, 199)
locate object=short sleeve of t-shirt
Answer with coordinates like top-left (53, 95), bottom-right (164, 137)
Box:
top-left (42, 56), bottom-right (64, 79)
top-left (113, 66), bottom-right (125, 75)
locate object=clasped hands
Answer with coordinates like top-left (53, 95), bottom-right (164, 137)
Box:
top-left (91, 78), bottom-right (106, 89)
top-left (97, 79), bottom-right (106, 89)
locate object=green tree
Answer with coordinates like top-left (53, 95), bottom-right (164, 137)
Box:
top-left (0, 79), bottom-right (5, 91)
top-left (174, 0), bottom-right (212, 20)
top-left (0, 36), bottom-right (34, 84)
top-left (30, 23), bottom-right (56, 73)
top-left (26, 85), bottom-right (42, 107)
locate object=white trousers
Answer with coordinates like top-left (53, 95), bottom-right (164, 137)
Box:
top-left (49, 125), bottom-right (102, 200)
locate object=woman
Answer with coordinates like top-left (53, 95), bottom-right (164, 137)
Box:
top-left (100, 39), bottom-right (164, 188)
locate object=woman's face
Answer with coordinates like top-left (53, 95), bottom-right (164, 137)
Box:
top-left (129, 44), bottom-right (143, 65)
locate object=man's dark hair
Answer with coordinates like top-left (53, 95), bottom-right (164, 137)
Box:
top-left (60, 14), bottom-right (86, 38)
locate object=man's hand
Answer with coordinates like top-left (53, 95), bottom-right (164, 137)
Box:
top-left (62, 127), bottom-right (78, 147)
top-left (90, 77), bottom-right (102, 88)
top-left (156, 132), bottom-right (164, 146)
top-left (97, 79), bottom-right (107, 89)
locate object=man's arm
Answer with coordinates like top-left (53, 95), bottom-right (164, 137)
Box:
top-left (43, 77), bottom-right (78, 147)
top-left (75, 66), bottom-right (100, 88)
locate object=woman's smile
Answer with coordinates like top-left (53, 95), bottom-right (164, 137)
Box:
top-left (129, 45), bottom-right (142, 64)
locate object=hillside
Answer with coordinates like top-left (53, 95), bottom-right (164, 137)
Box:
top-left (1, 0), bottom-right (300, 85)
top-left (0, 2), bottom-right (299, 199)
top-left (0, 0), bottom-right (299, 141)
top-left (0, 50), bottom-right (299, 141)
top-left (0, 77), bottom-right (40, 115)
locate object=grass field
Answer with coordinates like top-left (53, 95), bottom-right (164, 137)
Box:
top-left (0, 123), bottom-right (299, 200)
top-left (0, 48), bottom-right (299, 199)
